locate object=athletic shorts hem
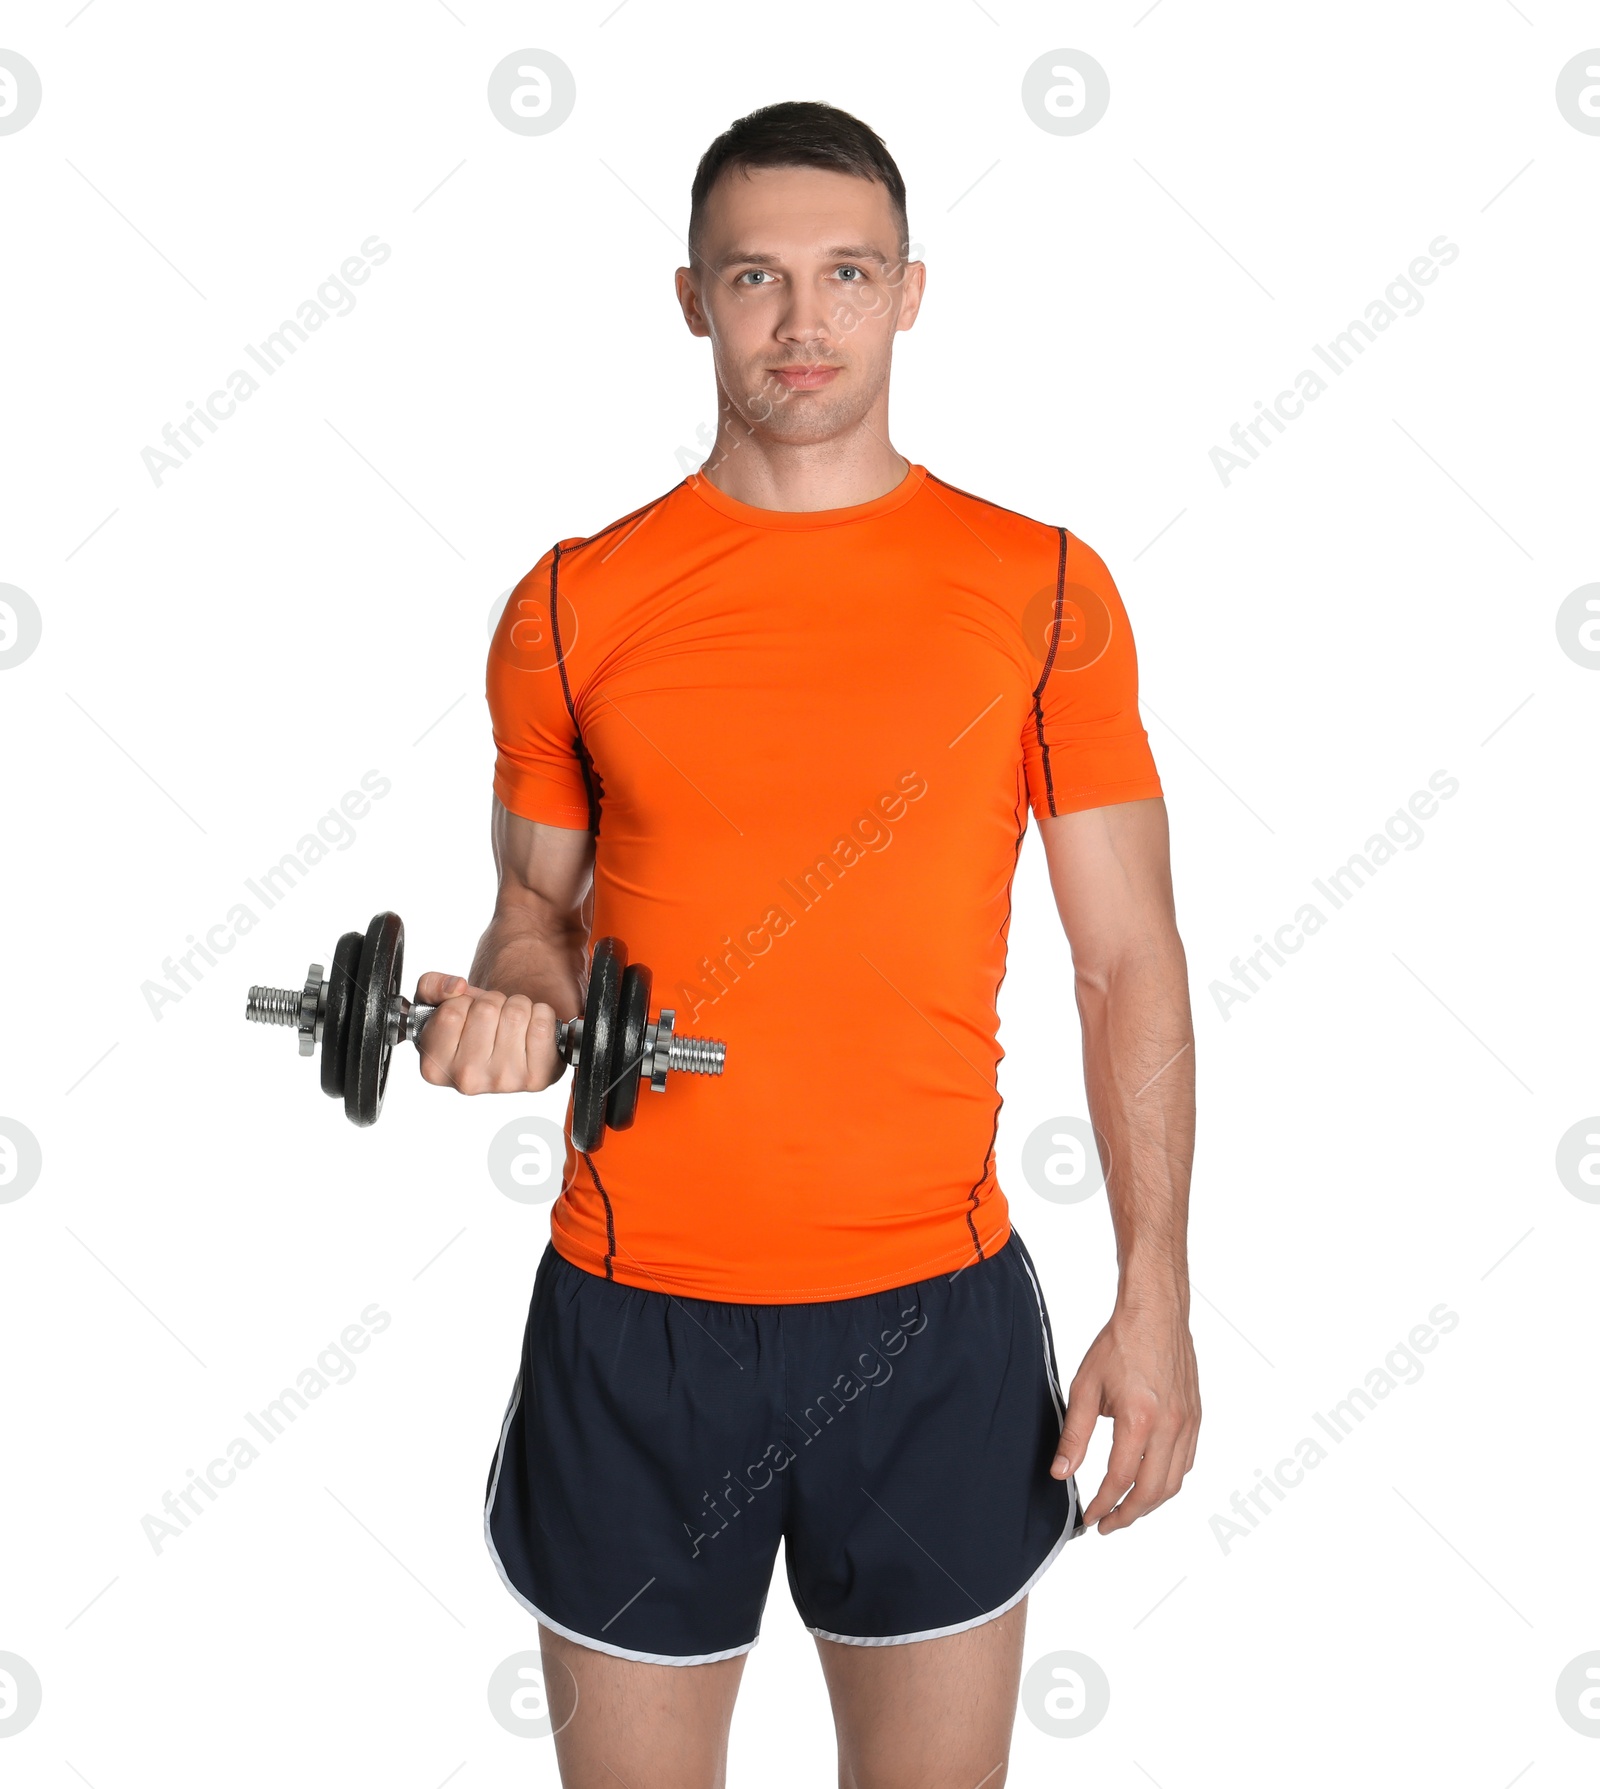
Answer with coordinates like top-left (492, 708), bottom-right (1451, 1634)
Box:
top-left (486, 1560), bottom-right (765, 1667)
top-left (803, 1485), bottom-right (1082, 1650)
top-left (487, 1545), bottom-right (759, 1667)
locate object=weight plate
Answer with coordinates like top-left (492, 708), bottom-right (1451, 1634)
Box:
top-left (320, 930), bottom-right (365, 1099)
top-left (605, 962), bottom-right (651, 1133)
top-left (345, 911), bottom-right (404, 1128)
top-left (571, 936), bottom-right (625, 1152)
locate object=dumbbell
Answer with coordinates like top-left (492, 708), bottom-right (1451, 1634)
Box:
top-left (244, 910), bottom-right (726, 1147)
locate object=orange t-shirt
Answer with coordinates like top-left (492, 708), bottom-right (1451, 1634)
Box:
top-left (485, 464), bottom-right (1162, 1302)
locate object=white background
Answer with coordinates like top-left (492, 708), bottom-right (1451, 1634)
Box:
top-left (2, 1), bottom-right (1596, 1783)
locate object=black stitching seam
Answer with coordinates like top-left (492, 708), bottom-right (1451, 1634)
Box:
top-left (544, 485), bottom-right (684, 839)
top-left (927, 477), bottom-right (1071, 815)
top-left (561, 483), bottom-right (683, 561)
top-left (1030, 526), bottom-right (1069, 818)
top-left (544, 485), bottom-right (683, 1275)
top-left (580, 1149), bottom-right (617, 1279)
top-left (548, 543), bottom-right (604, 836)
top-left (962, 1127), bottom-right (992, 1264)
top-left (962, 792), bottom-right (1033, 1265)
top-left (924, 469), bottom-right (1047, 529)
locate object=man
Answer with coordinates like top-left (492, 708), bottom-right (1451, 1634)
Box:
top-left (417, 100), bottom-right (1199, 1789)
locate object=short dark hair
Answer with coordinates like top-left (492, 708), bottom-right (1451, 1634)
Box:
top-left (688, 100), bottom-right (909, 268)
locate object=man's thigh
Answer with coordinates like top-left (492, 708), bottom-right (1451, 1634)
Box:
top-left (813, 1597), bottom-right (1029, 1789)
top-left (540, 1622), bottom-right (747, 1789)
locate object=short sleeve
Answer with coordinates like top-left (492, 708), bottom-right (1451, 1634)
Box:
top-left (1022, 533), bottom-right (1163, 822)
top-left (485, 545), bottom-right (595, 829)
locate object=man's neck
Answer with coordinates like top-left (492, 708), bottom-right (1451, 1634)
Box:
top-left (698, 413), bottom-right (909, 513)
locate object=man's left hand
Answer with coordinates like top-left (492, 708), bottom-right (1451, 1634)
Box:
top-left (1050, 1299), bottom-right (1201, 1534)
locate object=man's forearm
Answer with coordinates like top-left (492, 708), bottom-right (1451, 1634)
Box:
top-left (1075, 934), bottom-right (1196, 1314)
top-left (467, 901), bottom-right (588, 1019)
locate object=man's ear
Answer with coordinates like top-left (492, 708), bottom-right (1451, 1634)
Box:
top-left (894, 260), bottom-right (927, 333)
top-left (675, 265), bottom-right (712, 337)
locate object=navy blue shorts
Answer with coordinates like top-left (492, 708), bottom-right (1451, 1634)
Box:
top-left (484, 1227), bottom-right (1083, 1664)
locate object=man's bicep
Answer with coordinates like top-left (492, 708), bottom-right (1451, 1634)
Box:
top-left (1036, 797), bottom-right (1177, 973)
top-left (491, 799), bottom-right (594, 925)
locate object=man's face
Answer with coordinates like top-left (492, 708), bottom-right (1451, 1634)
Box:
top-left (677, 164), bottom-right (924, 448)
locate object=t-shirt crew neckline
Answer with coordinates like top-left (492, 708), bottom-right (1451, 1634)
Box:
top-left (686, 462), bottom-right (927, 530)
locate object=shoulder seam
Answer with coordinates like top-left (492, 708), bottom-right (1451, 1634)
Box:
top-left (559, 481), bottom-right (686, 558)
top-left (923, 471), bottom-right (1060, 534)
top-left (1029, 527), bottom-right (1070, 819)
top-left (548, 544), bottom-right (603, 835)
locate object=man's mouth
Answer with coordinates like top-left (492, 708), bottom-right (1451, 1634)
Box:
top-left (770, 365), bottom-right (841, 390)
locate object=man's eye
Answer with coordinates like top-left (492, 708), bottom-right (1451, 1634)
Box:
top-left (837, 266), bottom-right (863, 281)
top-left (739, 270), bottom-right (771, 285)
